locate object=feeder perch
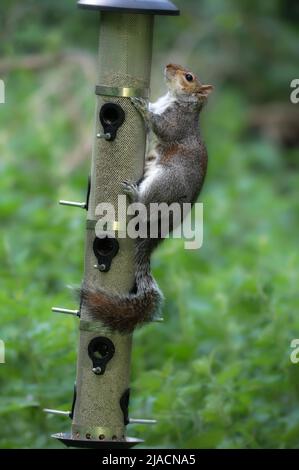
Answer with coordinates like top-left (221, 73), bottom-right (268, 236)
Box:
top-left (49, 0), bottom-right (179, 449)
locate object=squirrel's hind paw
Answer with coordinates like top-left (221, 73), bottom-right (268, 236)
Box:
top-left (121, 180), bottom-right (139, 202)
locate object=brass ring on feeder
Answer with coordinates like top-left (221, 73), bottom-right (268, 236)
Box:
top-left (95, 85), bottom-right (149, 99)
top-left (79, 320), bottom-right (112, 334)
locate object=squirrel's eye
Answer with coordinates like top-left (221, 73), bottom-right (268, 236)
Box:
top-left (185, 74), bottom-right (194, 82)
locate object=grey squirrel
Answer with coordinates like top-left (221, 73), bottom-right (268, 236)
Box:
top-left (81, 64), bottom-right (213, 333)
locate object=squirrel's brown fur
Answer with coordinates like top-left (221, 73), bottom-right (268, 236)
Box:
top-left (81, 239), bottom-right (162, 333)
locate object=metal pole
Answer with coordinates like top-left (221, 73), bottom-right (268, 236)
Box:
top-left (50, 0), bottom-right (179, 449)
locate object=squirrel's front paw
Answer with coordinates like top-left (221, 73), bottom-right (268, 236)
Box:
top-left (121, 180), bottom-right (139, 202)
top-left (130, 97), bottom-right (148, 113)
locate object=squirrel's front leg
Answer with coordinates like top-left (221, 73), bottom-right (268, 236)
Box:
top-left (131, 97), bottom-right (169, 138)
top-left (130, 97), bottom-right (151, 126)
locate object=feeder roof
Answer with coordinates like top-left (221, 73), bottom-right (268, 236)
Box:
top-left (77, 0), bottom-right (179, 15)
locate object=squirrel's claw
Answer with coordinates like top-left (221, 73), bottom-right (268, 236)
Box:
top-left (130, 97), bottom-right (148, 114)
top-left (130, 97), bottom-right (146, 106)
top-left (121, 180), bottom-right (139, 202)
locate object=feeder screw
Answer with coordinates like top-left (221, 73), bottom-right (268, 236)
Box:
top-left (97, 132), bottom-right (111, 140)
top-left (59, 200), bottom-right (87, 209)
top-left (92, 366), bottom-right (102, 375)
top-left (52, 307), bottom-right (80, 316)
top-left (94, 264), bottom-right (107, 271)
top-left (44, 408), bottom-right (70, 417)
top-left (129, 418), bottom-right (157, 425)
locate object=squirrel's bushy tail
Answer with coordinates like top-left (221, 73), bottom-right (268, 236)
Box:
top-left (80, 239), bottom-right (163, 333)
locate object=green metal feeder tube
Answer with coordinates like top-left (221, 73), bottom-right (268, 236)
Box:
top-left (51, 0), bottom-right (179, 449)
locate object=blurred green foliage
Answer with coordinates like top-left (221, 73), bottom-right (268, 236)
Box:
top-left (0, 0), bottom-right (299, 449)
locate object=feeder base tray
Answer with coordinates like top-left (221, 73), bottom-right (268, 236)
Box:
top-left (52, 433), bottom-right (143, 449)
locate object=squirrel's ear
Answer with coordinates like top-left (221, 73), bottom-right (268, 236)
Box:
top-left (199, 84), bottom-right (214, 96)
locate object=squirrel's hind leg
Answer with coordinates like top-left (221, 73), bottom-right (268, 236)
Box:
top-left (121, 180), bottom-right (139, 202)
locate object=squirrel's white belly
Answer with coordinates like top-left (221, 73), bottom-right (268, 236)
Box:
top-left (149, 92), bottom-right (176, 116)
top-left (139, 164), bottom-right (162, 196)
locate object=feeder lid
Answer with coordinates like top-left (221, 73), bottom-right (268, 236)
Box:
top-left (77, 0), bottom-right (180, 15)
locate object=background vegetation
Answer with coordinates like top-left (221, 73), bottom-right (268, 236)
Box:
top-left (0, 0), bottom-right (299, 448)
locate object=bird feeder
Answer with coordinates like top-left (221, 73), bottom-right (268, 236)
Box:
top-left (46, 0), bottom-right (179, 449)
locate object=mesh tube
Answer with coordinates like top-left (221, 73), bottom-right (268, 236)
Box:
top-left (71, 13), bottom-right (154, 442)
